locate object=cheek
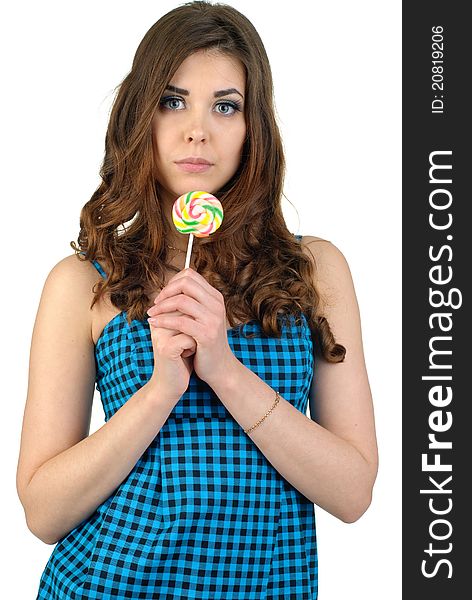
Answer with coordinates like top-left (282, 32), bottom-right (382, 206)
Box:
top-left (153, 133), bottom-right (171, 163)
top-left (236, 123), bottom-right (247, 151)
top-left (151, 126), bottom-right (163, 158)
top-left (152, 119), bottom-right (173, 155)
top-left (234, 129), bottom-right (247, 162)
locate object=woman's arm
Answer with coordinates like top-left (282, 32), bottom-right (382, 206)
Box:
top-left (209, 239), bottom-right (378, 523)
top-left (16, 255), bottom-right (177, 545)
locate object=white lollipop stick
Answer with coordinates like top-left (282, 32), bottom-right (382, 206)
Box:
top-left (184, 233), bottom-right (194, 269)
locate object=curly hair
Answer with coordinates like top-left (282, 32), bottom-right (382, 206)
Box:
top-left (70, 0), bottom-right (346, 363)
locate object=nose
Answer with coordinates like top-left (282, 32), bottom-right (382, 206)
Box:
top-left (187, 132), bottom-right (206, 143)
top-left (184, 108), bottom-right (209, 143)
top-left (185, 125), bottom-right (207, 143)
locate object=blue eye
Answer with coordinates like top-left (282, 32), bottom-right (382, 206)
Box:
top-left (159, 96), bottom-right (243, 116)
top-left (160, 96), bottom-right (185, 110)
top-left (215, 100), bottom-right (243, 115)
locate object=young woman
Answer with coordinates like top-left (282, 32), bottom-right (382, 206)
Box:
top-left (17, 2), bottom-right (378, 598)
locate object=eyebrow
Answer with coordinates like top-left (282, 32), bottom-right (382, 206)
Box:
top-left (164, 84), bottom-right (244, 99)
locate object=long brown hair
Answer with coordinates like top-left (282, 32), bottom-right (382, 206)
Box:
top-left (70, 0), bottom-right (345, 362)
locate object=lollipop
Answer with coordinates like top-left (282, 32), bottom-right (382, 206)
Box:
top-left (172, 191), bottom-right (224, 268)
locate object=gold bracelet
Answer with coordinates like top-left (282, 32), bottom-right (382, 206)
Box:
top-left (244, 390), bottom-right (280, 434)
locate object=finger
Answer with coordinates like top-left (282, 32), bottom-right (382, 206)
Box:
top-left (155, 276), bottom-right (220, 310)
top-left (147, 269), bottom-right (196, 305)
top-left (147, 294), bottom-right (209, 322)
top-left (148, 314), bottom-right (201, 339)
top-left (166, 332), bottom-right (197, 360)
top-left (147, 308), bottom-right (191, 329)
top-left (156, 269), bottom-right (221, 304)
top-left (170, 267), bottom-right (210, 289)
top-left (147, 309), bottom-right (187, 332)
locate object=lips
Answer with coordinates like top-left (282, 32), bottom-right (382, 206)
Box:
top-left (175, 157), bottom-right (213, 165)
top-left (175, 162), bottom-right (213, 173)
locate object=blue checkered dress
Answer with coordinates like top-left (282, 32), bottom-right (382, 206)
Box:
top-left (36, 235), bottom-right (318, 599)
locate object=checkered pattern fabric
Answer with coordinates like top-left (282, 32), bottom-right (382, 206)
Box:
top-left (36, 235), bottom-right (318, 599)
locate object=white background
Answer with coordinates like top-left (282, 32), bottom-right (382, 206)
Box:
top-left (1, 1), bottom-right (401, 597)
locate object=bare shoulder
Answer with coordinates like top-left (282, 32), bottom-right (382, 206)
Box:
top-left (301, 235), bottom-right (331, 245)
top-left (48, 252), bottom-right (100, 284)
top-left (43, 254), bottom-right (105, 338)
top-left (300, 234), bottom-right (349, 270)
top-left (300, 235), bottom-right (354, 311)
top-left (300, 235), bottom-right (336, 259)
top-left (47, 252), bottom-right (102, 292)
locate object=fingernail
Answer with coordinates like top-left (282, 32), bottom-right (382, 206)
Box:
top-left (147, 317), bottom-right (158, 325)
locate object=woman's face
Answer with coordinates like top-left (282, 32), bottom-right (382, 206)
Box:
top-left (151, 50), bottom-right (247, 205)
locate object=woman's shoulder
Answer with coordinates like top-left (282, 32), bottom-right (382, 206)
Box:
top-left (300, 234), bottom-right (332, 246)
top-left (300, 234), bottom-right (350, 269)
top-left (47, 253), bottom-right (104, 284)
top-left (300, 235), bottom-right (347, 258)
top-left (299, 234), bottom-right (354, 297)
top-left (299, 235), bottom-right (336, 263)
top-left (34, 254), bottom-right (103, 346)
top-left (42, 254), bottom-right (106, 315)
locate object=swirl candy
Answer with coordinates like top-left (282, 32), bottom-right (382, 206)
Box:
top-left (172, 191), bottom-right (223, 238)
top-left (172, 191), bottom-right (224, 269)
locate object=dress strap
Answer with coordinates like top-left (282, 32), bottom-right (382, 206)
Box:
top-left (91, 260), bottom-right (106, 279)
top-left (78, 250), bottom-right (107, 279)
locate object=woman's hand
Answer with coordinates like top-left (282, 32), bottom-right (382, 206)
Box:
top-left (147, 268), bottom-right (237, 389)
top-left (145, 305), bottom-right (197, 402)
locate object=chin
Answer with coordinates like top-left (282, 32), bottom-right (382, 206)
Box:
top-left (175, 182), bottom-right (218, 195)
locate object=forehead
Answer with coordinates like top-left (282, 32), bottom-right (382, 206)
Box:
top-left (171, 50), bottom-right (245, 89)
